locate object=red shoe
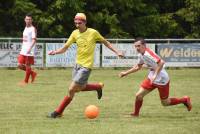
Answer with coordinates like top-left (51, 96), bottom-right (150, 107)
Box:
top-left (31, 72), bottom-right (37, 83)
top-left (183, 96), bottom-right (192, 111)
top-left (130, 112), bottom-right (139, 117)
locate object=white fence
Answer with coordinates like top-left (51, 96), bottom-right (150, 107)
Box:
top-left (0, 38), bottom-right (200, 67)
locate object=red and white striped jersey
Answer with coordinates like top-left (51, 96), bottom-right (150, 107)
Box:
top-left (138, 48), bottom-right (161, 70)
top-left (20, 26), bottom-right (37, 56)
top-left (138, 48), bottom-right (169, 85)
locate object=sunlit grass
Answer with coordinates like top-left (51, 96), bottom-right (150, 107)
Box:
top-left (0, 68), bottom-right (199, 134)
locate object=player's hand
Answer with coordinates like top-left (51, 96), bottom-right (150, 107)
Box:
top-left (117, 51), bottom-right (125, 58)
top-left (48, 50), bottom-right (56, 55)
top-left (118, 71), bottom-right (127, 78)
top-left (150, 75), bottom-right (156, 84)
top-left (27, 48), bottom-right (31, 54)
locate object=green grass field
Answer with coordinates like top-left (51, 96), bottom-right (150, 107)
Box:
top-left (0, 68), bottom-right (199, 134)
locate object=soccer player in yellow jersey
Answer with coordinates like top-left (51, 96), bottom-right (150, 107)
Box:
top-left (47, 13), bottom-right (124, 118)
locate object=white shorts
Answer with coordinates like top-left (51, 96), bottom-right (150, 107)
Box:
top-left (148, 69), bottom-right (169, 85)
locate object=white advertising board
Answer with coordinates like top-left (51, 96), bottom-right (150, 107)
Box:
top-left (102, 43), bottom-right (155, 67)
top-left (0, 42), bottom-right (43, 67)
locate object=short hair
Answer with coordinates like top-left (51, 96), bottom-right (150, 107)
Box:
top-left (26, 13), bottom-right (32, 18)
top-left (74, 13), bottom-right (87, 22)
top-left (134, 37), bottom-right (146, 45)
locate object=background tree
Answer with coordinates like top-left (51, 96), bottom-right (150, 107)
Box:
top-left (0, 0), bottom-right (199, 38)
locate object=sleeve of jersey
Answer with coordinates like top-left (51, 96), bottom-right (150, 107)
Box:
top-left (146, 48), bottom-right (161, 63)
top-left (32, 27), bottom-right (37, 39)
top-left (64, 32), bottom-right (76, 47)
top-left (94, 30), bottom-right (105, 41)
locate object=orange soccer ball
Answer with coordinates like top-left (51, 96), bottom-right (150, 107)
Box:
top-left (84, 105), bottom-right (99, 119)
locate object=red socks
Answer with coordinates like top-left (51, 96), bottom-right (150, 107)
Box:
top-left (82, 83), bottom-right (102, 91)
top-left (133, 97), bottom-right (187, 116)
top-left (24, 66), bottom-right (31, 83)
top-left (54, 84), bottom-right (102, 114)
top-left (133, 99), bottom-right (143, 116)
top-left (169, 97), bottom-right (187, 105)
top-left (24, 66), bottom-right (36, 83)
top-left (55, 96), bottom-right (72, 114)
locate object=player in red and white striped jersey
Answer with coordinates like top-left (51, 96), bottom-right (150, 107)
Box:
top-left (17, 13), bottom-right (37, 86)
top-left (119, 37), bottom-right (192, 117)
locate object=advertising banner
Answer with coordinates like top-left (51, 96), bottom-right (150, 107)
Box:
top-left (102, 43), bottom-right (155, 67)
top-left (0, 42), bottom-right (43, 67)
top-left (157, 43), bottom-right (200, 67)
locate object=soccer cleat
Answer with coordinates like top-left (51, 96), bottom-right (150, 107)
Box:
top-left (130, 112), bottom-right (139, 117)
top-left (31, 72), bottom-right (37, 83)
top-left (97, 82), bottom-right (104, 100)
top-left (47, 111), bottom-right (62, 118)
top-left (183, 96), bottom-right (192, 111)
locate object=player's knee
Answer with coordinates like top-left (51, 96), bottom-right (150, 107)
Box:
top-left (135, 93), bottom-right (143, 100)
top-left (161, 99), bottom-right (170, 106)
top-left (69, 87), bottom-right (80, 95)
top-left (18, 64), bottom-right (22, 69)
top-left (68, 88), bottom-right (76, 97)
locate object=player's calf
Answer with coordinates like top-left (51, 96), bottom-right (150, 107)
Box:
top-left (31, 71), bottom-right (37, 83)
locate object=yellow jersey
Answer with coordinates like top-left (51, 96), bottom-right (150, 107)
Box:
top-left (64, 28), bottom-right (104, 68)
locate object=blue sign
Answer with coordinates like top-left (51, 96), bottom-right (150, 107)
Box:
top-left (157, 43), bottom-right (200, 67)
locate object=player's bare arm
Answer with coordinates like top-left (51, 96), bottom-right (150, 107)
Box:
top-left (27, 38), bottom-right (36, 54)
top-left (119, 64), bottom-right (143, 78)
top-left (101, 39), bottom-right (124, 58)
top-left (151, 59), bottom-right (165, 82)
top-left (48, 45), bottom-right (69, 55)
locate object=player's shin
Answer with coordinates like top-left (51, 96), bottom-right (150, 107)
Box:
top-left (169, 97), bottom-right (186, 105)
top-left (82, 83), bottom-right (103, 91)
top-left (82, 83), bottom-right (104, 99)
top-left (132, 99), bottom-right (143, 116)
top-left (55, 96), bottom-right (72, 114)
top-left (24, 66), bottom-right (31, 83)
